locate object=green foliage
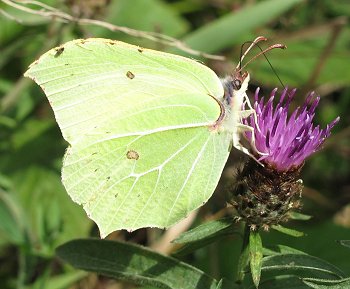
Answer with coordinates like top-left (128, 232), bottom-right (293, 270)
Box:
top-left (0, 0), bottom-right (349, 288)
top-left (249, 231), bottom-right (263, 288)
top-left (56, 239), bottom-right (224, 289)
top-left (303, 277), bottom-right (350, 289)
top-left (179, 0), bottom-right (304, 55)
top-left (271, 225), bottom-right (305, 237)
top-left (250, 32), bottom-right (350, 87)
top-left (0, 187), bottom-right (25, 245)
top-left (262, 253), bottom-right (345, 280)
top-left (92, 0), bottom-right (190, 42)
top-left (289, 212), bottom-right (312, 221)
top-left (172, 217), bottom-right (239, 257)
top-left (256, 245), bottom-right (347, 289)
top-left (262, 222), bottom-right (350, 275)
top-left (338, 240), bottom-right (350, 249)
top-left (263, 244), bottom-right (308, 255)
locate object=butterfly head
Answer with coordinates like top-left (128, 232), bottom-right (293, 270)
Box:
top-left (221, 36), bottom-right (285, 106)
top-left (221, 69), bottom-right (250, 107)
top-left (232, 69), bottom-right (250, 93)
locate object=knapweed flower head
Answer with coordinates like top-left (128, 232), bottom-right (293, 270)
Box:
top-left (245, 88), bottom-right (339, 171)
top-left (230, 88), bottom-right (339, 230)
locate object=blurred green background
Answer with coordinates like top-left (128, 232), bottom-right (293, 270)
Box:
top-left (0, 0), bottom-right (349, 288)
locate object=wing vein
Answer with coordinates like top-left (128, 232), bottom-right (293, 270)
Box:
top-left (166, 134), bottom-right (211, 225)
top-left (87, 129), bottom-right (203, 230)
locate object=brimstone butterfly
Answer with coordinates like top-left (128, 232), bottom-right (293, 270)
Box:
top-left (25, 38), bottom-right (259, 237)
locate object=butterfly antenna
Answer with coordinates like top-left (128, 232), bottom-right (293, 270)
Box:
top-left (240, 43), bottom-right (287, 88)
top-left (237, 36), bottom-right (267, 70)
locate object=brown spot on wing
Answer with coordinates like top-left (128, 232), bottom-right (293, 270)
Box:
top-left (126, 150), bottom-right (139, 160)
top-left (126, 71), bottom-right (135, 79)
top-left (54, 46), bottom-right (64, 57)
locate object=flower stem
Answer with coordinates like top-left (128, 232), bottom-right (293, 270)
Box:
top-left (235, 223), bottom-right (250, 284)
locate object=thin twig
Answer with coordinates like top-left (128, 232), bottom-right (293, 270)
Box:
top-left (0, 21), bottom-right (63, 113)
top-left (0, 7), bottom-right (22, 23)
top-left (150, 211), bottom-right (197, 254)
top-left (1, 0), bottom-right (225, 60)
top-left (302, 17), bottom-right (347, 95)
top-left (0, 78), bottom-right (31, 113)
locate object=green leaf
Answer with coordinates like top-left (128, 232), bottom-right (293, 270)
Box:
top-left (11, 119), bottom-right (54, 151)
top-left (261, 221), bottom-right (350, 276)
top-left (172, 217), bottom-right (239, 256)
top-left (262, 254), bottom-right (345, 280)
top-left (271, 225), bottom-right (305, 237)
top-left (0, 188), bottom-right (25, 245)
top-left (215, 279), bottom-right (223, 289)
top-left (249, 231), bottom-right (263, 288)
top-left (263, 245), bottom-right (308, 256)
top-left (258, 275), bottom-right (311, 289)
top-left (236, 226), bottom-right (251, 283)
top-left (56, 239), bottom-right (223, 289)
top-left (250, 31), bottom-right (350, 87)
top-left (173, 217), bottom-right (236, 243)
top-left (289, 212), bottom-right (312, 221)
top-left (338, 240), bottom-right (350, 249)
top-left (12, 166), bottom-right (91, 256)
top-left (28, 271), bottom-right (88, 289)
top-left (89, 0), bottom-right (189, 44)
top-left (179, 0), bottom-right (303, 54)
top-left (302, 277), bottom-right (350, 289)
top-left (0, 35), bottom-right (29, 71)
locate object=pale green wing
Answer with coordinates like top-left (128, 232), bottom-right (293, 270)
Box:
top-left (25, 38), bottom-right (231, 237)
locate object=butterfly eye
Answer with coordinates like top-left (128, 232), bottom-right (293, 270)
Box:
top-left (233, 79), bottom-right (242, 90)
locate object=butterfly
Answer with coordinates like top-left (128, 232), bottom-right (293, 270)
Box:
top-left (25, 37), bottom-right (266, 237)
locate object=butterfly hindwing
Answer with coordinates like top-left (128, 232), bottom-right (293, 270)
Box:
top-left (63, 126), bottom-right (230, 236)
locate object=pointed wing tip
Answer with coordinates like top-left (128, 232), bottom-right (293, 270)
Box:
top-left (23, 70), bottom-right (31, 79)
top-left (24, 60), bottom-right (40, 79)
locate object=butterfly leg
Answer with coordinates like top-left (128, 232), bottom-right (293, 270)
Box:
top-left (235, 108), bottom-right (260, 153)
top-left (239, 93), bottom-right (266, 156)
top-left (231, 125), bottom-right (252, 156)
top-left (232, 124), bottom-right (262, 165)
top-left (243, 93), bottom-right (261, 133)
top-left (238, 108), bottom-right (255, 118)
top-left (232, 117), bottom-right (267, 167)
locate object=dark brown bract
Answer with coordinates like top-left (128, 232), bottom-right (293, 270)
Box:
top-left (230, 159), bottom-right (303, 230)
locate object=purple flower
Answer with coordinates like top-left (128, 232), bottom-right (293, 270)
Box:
top-left (245, 88), bottom-right (339, 172)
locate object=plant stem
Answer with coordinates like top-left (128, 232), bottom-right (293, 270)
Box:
top-left (17, 248), bottom-right (26, 289)
top-left (235, 223), bottom-right (250, 284)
